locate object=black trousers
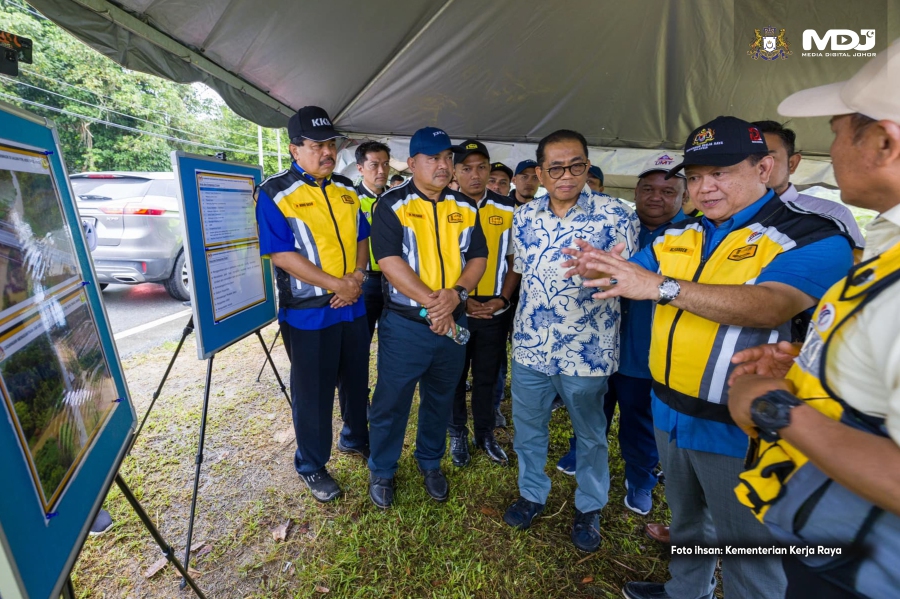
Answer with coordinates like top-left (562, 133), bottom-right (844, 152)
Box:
top-left (784, 556), bottom-right (864, 599)
top-left (286, 316), bottom-right (370, 475)
top-left (451, 311), bottom-right (509, 437)
top-left (362, 272), bottom-right (384, 341)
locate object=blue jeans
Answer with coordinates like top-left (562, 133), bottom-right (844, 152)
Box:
top-left (511, 360), bottom-right (610, 512)
top-left (367, 311), bottom-right (466, 478)
top-left (603, 373), bottom-right (658, 491)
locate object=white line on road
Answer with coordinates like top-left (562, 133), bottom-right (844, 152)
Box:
top-left (114, 308), bottom-right (193, 340)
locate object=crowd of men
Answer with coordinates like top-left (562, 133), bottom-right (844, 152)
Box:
top-left (255, 42), bottom-right (899, 599)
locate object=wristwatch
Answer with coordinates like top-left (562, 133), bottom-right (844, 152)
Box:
top-left (354, 267), bottom-right (369, 284)
top-left (454, 285), bottom-right (469, 303)
top-left (657, 277), bottom-right (681, 305)
top-left (750, 389), bottom-right (803, 442)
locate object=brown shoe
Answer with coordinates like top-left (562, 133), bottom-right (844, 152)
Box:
top-left (644, 522), bottom-right (670, 544)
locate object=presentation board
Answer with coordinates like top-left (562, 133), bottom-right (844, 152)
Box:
top-left (0, 101), bottom-right (135, 599)
top-left (171, 152), bottom-right (275, 359)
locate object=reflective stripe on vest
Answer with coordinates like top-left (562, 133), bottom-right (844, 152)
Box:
top-left (356, 182), bottom-right (380, 272)
top-left (649, 196), bottom-right (848, 424)
top-left (473, 190), bottom-right (515, 297)
top-left (735, 240), bottom-right (900, 597)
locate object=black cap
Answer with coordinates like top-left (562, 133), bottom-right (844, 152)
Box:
top-left (666, 116), bottom-right (768, 179)
top-left (453, 139), bottom-right (490, 164)
top-left (287, 106), bottom-right (343, 142)
top-left (490, 162), bottom-right (513, 179)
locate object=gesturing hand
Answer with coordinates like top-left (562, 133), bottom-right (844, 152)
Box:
top-left (572, 242), bottom-right (663, 301)
top-left (728, 341), bottom-right (802, 386)
top-left (425, 288), bottom-right (460, 321)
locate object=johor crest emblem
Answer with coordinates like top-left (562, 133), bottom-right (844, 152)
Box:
top-left (693, 128), bottom-right (715, 146)
top-left (748, 27), bottom-right (792, 60)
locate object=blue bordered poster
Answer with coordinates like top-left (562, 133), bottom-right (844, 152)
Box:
top-left (171, 152), bottom-right (275, 359)
top-left (0, 101), bottom-right (135, 599)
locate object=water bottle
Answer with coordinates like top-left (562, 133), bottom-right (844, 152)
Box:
top-left (419, 308), bottom-right (470, 345)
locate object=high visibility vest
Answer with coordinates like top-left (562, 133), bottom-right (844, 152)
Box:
top-left (649, 195), bottom-right (849, 424)
top-left (472, 190), bottom-right (515, 298)
top-left (735, 240), bottom-right (900, 598)
top-left (259, 167), bottom-right (360, 309)
top-left (356, 182), bottom-right (380, 272)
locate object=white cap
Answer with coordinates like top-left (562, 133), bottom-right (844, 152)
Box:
top-left (778, 37), bottom-right (899, 121)
top-left (638, 152), bottom-right (685, 179)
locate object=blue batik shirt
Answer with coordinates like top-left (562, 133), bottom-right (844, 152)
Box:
top-left (512, 189), bottom-right (640, 377)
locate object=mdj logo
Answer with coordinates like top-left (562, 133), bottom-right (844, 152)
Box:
top-left (803, 29), bottom-right (875, 52)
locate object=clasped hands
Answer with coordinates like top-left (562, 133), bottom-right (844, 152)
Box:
top-left (330, 270), bottom-right (366, 308)
top-left (424, 288), bottom-right (461, 336)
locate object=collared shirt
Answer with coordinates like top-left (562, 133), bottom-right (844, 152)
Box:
top-left (632, 190), bottom-right (853, 457)
top-left (618, 210), bottom-right (686, 379)
top-left (257, 163), bottom-right (369, 331)
top-left (781, 183), bottom-right (866, 250)
top-left (829, 203), bottom-right (900, 443)
top-left (512, 189), bottom-right (640, 377)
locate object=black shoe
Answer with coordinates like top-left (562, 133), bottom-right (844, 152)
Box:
top-left (449, 433), bottom-right (471, 468)
top-left (89, 509), bottom-right (113, 536)
top-left (336, 438), bottom-right (371, 459)
top-left (502, 497), bottom-right (544, 530)
top-left (368, 473), bottom-right (394, 509)
top-left (655, 467), bottom-right (666, 486)
top-left (417, 465), bottom-right (449, 502)
top-left (494, 408), bottom-right (507, 428)
top-left (475, 432), bottom-right (508, 465)
top-left (551, 395), bottom-right (565, 412)
top-left (300, 468), bottom-right (342, 503)
top-left (571, 508), bottom-right (602, 552)
top-left (622, 581), bottom-right (670, 599)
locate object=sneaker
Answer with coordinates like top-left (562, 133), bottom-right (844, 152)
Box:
top-left (89, 509), bottom-right (113, 536)
top-left (622, 581), bottom-right (671, 599)
top-left (368, 473), bottom-right (394, 509)
top-left (418, 466), bottom-right (449, 502)
top-left (449, 433), bottom-right (471, 468)
top-left (625, 486), bottom-right (653, 516)
top-left (300, 468), bottom-right (342, 503)
top-left (336, 438), bottom-right (370, 460)
top-left (551, 395), bottom-right (565, 412)
top-left (571, 509), bottom-right (602, 552)
top-left (475, 431), bottom-right (508, 465)
top-left (502, 497), bottom-right (545, 530)
top-left (556, 437), bottom-right (576, 475)
top-left (494, 408), bottom-right (507, 428)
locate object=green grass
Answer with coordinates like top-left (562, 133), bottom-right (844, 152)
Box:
top-left (71, 324), bottom-right (670, 598)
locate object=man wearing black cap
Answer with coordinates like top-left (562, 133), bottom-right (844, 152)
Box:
top-left (510, 159), bottom-right (540, 205)
top-left (256, 106), bottom-right (371, 503)
top-left (367, 127), bottom-right (488, 508)
top-left (487, 162), bottom-right (513, 197)
top-left (586, 165), bottom-right (605, 194)
top-left (448, 141), bottom-right (518, 468)
top-left (565, 116), bottom-right (855, 599)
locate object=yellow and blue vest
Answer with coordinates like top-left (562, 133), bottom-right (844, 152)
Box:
top-left (258, 166), bottom-right (361, 309)
top-left (736, 240), bottom-right (900, 597)
top-left (649, 194), bottom-right (851, 424)
top-left (472, 189), bottom-right (515, 299)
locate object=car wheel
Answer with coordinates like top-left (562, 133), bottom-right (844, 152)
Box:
top-left (99, 283), bottom-right (109, 291)
top-left (164, 251), bottom-right (191, 301)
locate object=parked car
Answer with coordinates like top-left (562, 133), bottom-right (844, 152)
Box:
top-left (70, 172), bottom-right (190, 301)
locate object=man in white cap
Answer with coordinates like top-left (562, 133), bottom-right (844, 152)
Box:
top-left (728, 38), bottom-right (900, 599)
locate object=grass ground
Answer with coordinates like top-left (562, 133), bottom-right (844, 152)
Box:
top-left (72, 323), bottom-right (671, 598)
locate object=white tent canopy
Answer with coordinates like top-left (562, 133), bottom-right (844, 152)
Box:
top-left (26, 0), bottom-right (900, 186)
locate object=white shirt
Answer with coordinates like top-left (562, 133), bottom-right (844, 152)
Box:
top-left (512, 189), bottom-right (639, 376)
top-left (826, 203), bottom-right (900, 443)
top-left (781, 184), bottom-right (866, 249)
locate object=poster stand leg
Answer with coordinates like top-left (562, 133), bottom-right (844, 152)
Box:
top-left (114, 474), bottom-right (207, 599)
top-left (255, 329), bottom-right (290, 406)
top-left (61, 575), bottom-right (75, 599)
top-left (180, 355), bottom-right (214, 590)
top-left (256, 327), bottom-right (281, 382)
top-left (130, 316), bottom-right (194, 450)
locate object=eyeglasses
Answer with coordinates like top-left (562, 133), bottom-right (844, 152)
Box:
top-left (544, 162), bottom-right (589, 179)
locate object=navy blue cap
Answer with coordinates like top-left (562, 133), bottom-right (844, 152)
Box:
top-left (667, 115), bottom-right (769, 179)
top-left (409, 127), bottom-right (461, 157)
top-left (514, 159), bottom-right (538, 175)
top-left (588, 165), bottom-right (604, 184)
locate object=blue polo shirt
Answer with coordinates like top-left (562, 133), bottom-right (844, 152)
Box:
top-left (630, 190), bottom-right (853, 457)
top-left (256, 164), bottom-right (370, 331)
top-left (618, 209), bottom-right (686, 379)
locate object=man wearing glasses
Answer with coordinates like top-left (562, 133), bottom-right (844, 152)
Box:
top-left (502, 129), bottom-right (639, 553)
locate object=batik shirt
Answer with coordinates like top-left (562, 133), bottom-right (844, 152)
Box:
top-left (512, 189), bottom-right (639, 376)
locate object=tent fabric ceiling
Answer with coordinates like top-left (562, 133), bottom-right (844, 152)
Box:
top-left (26, 0), bottom-right (900, 156)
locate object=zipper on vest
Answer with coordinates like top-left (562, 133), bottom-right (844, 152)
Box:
top-left (432, 201), bottom-right (446, 288)
top-left (321, 184), bottom-right (348, 275)
top-left (664, 253), bottom-right (711, 388)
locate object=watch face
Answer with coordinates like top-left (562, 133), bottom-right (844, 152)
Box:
top-left (757, 399), bottom-right (779, 418)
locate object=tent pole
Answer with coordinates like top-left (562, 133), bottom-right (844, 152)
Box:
top-left (257, 126), bottom-right (264, 168)
top-left (276, 129), bottom-right (282, 171)
top-left (333, 0), bottom-right (456, 123)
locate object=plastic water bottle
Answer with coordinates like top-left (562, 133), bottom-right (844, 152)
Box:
top-left (419, 308), bottom-right (470, 345)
